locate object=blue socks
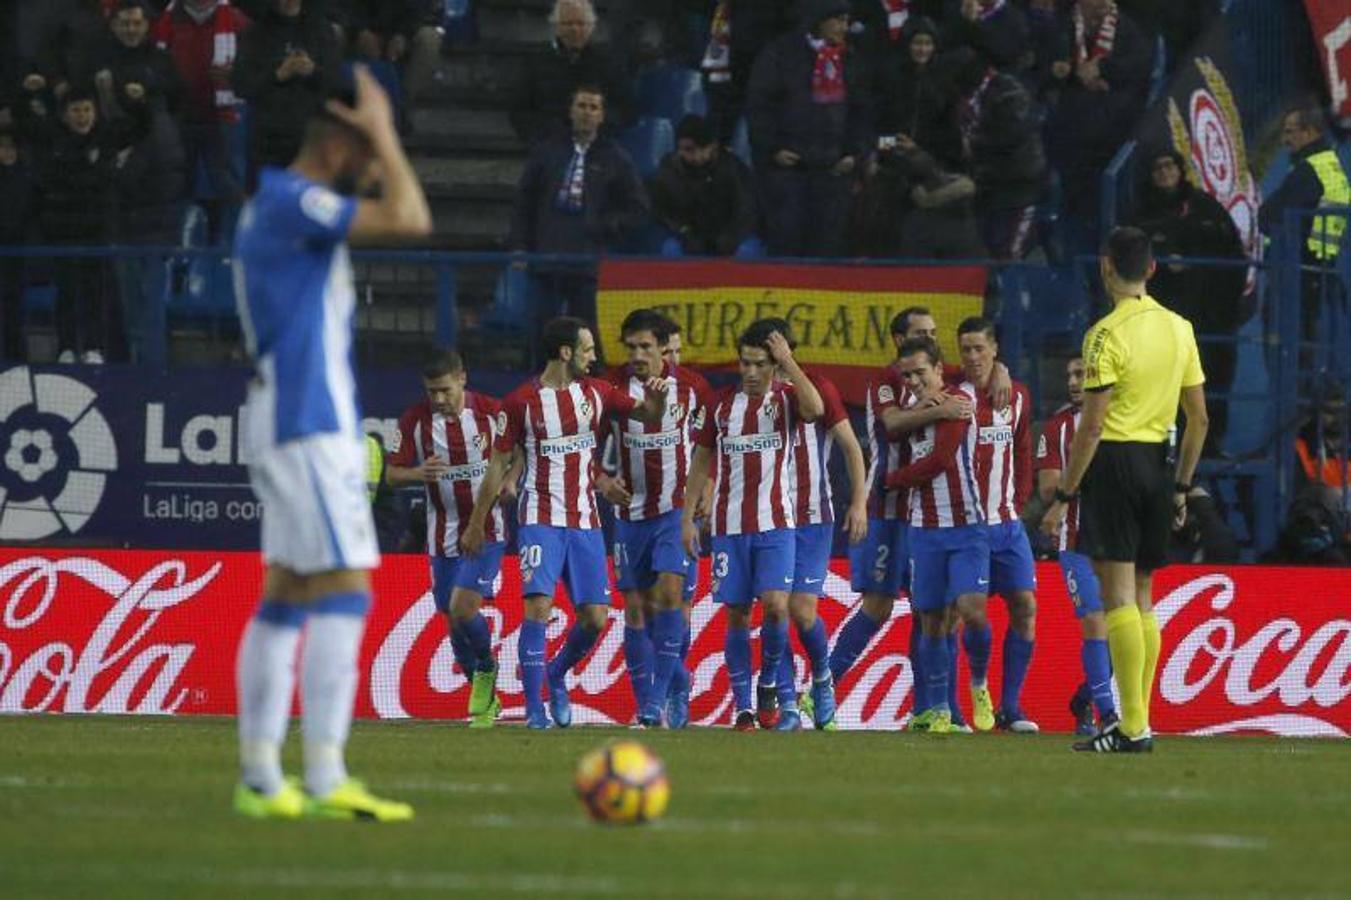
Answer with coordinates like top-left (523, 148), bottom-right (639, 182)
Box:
top-left (669, 617), bottom-right (691, 697)
top-left (725, 625), bottom-right (752, 711)
top-left (1082, 638), bottom-right (1116, 718)
top-left (920, 633), bottom-right (950, 714)
top-left (759, 619), bottom-right (788, 689)
top-left (453, 612), bottom-right (494, 672)
top-left (548, 621), bottom-right (601, 684)
top-left (829, 609), bottom-right (883, 684)
top-left (946, 632), bottom-right (965, 725)
top-left (623, 625), bottom-right (654, 713)
top-left (776, 649), bottom-right (798, 709)
top-left (798, 617), bottom-right (830, 679)
top-left (649, 609), bottom-right (685, 718)
top-left (1002, 631), bottom-right (1034, 715)
top-left (909, 620), bottom-right (926, 713)
top-left (962, 622), bottom-right (993, 685)
top-left (519, 619), bottom-right (547, 714)
top-left (448, 622), bottom-right (476, 678)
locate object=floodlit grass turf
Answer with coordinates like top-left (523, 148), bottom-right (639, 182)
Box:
top-left (2, 717), bottom-right (1350, 899)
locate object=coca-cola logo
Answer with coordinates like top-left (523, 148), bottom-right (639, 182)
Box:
top-left (0, 555), bottom-right (220, 713)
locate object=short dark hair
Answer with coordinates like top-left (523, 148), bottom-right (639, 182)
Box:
top-left (891, 306), bottom-right (931, 337)
top-left (305, 86), bottom-right (369, 152)
top-left (1104, 226), bottom-right (1153, 282)
top-left (113, 0), bottom-right (151, 16)
top-left (541, 316), bottom-right (590, 361)
top-left (758, 317), bottom-right (797, 349)
top-left (61, 86), bottom-right (97, 108)
top-left (660, 313), bottom-right (681, 336)
top-left (956, 316), bottom-right (997, 342)
top-left (1286, 102), bottom-right (1326, 136)
top-left (675, 114), bottom-right (714, 146)
top-left (897, 336), bottom-right (941, 366)
top-left (620, 308), bottom-right (672, 343)
top-left (571, 82), bottom-right (606, 104)
top-left (422, 349), bottom-right (465, 380)
top-left (738, 318), bottom-right (789, 354)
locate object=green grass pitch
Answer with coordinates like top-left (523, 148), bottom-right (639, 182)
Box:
top-left (2, 716), bottom-right (1349, 899)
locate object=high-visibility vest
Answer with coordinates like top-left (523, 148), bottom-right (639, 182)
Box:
top-left (364, 434), bottom-right (385, 502)
top-left (1307, 149), bottom-right (1351, 260)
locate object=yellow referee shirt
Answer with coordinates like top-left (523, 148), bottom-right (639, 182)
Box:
top-left (1082, 295), bottom-right (1205, 443)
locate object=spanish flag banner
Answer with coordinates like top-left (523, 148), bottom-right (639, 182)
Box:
top-left (597, 260), bottom-right (987, 405)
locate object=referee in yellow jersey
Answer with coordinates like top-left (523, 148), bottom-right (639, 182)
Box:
top-left (1041, 226), bottom-right (1208, 753)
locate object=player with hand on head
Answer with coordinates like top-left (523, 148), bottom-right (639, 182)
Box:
top-left (755, 318), bottom-right (868, 731)
top-left (597, 309), bottom-right (711, 728)
top-left (1037, 356), bottom-right (1118, 736)
top-left (682, 320), bottom-right (824, 730)
top-left (231, 65), bottom-right (431, 821)
top-left (386, 349), bottom-right (518, 729)
top-left (462, 316), bottom-right (667, 729)
top-left (884, 337), bottom-right (988, 734)
top-left (956, 317), bottom-right (1039, 733)
top-left (830, 307), bottom-right (1009, 729)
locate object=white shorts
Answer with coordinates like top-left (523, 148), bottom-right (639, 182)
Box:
top-left (249, 432), bottom-right (379, 575)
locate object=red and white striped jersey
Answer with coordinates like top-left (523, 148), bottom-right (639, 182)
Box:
top-left (1035, 403), bottom-right (1081, 552)
top-left (863, 362), bottom-right (917, 520)
top-left (971, 380), bottom-right (1034, 524)
top-left (496, 377), bottom-right (638, 529)
top-left (698, 384), bottom-right (799, 536)
top-left (605, 363), bottom-right (711, 522)
top-left (788, 370), bottom-right (849, 525)
top-left (390, 393), bottom-right (504, 557)
top-left (890, 384), bottom-right (985, 528)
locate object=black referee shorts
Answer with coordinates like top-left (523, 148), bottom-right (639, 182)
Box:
top-left (1077, 441), bottom-right (1172, 572)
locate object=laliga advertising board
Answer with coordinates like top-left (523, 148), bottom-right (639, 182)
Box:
top-left (1, 549), bottom-right (1349, 736)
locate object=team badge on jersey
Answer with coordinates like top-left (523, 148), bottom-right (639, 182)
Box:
top-left (668, 402), bottom-right (685, 423)
top-left (390, 429), bottom-right (402, 454)
top-left (878, 384), bottom-right (895, 403)
top-left (579, 398), bottom-right (593, 421)
top-left (473, 432), bottom-right (488, 453)
top-left (496, 411), bottom-right (507, 434)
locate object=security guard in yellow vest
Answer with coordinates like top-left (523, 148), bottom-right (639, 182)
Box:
top-left (1259, 104), bottom-right (1350, 262)
top-left (1258, 104), bottom-right (1350, 342)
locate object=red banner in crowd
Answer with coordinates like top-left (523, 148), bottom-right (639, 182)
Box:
top-left (2, 549), bottom-right (1349, 736)
top-left (1307, 1), bottom-right (1351, 126)
top-left (596, 260), bottom-right (986, 406)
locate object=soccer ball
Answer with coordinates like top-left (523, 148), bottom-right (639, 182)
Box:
top-left (573, 740), bottom-right (670, 825)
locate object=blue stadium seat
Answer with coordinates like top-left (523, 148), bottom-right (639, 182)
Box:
top-left (167, 204), bottom-right (236, 321)
top-left (22, 282), bottom-right (56, 315)
top-left (637, 67), bottom-right (708, 122)
top-left (482, 265), bottom-right (535, 331)
top-left (728, 115), bottom-right (752, 166)
top-left (619, 117), bottom-right (675, 180)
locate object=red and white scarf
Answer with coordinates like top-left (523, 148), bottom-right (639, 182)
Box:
top-left (808, 36), bottom-right (846, 104)
top-left (701, 2), bottom-right (732, 84)
top-left (881, 0), bottom-right (909, 42)
top-left (153, 1), bottom-right (246, 116)
top-left (1073, 0), bottom-right (1118, 64)
top-left (977, 0), bottom-right (1008, 21)
top-left (960, 69), bottom-right (996, 159)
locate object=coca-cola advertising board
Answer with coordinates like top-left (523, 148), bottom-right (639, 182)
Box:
top-left (1306, 0), bottom-right (1351, 127)
top-left (2, 548), bottom-right (1348, 736)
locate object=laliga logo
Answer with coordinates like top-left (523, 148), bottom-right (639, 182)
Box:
top-left (0, 367), bottom-right (117, 541)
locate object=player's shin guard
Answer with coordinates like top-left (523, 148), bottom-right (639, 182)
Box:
top-left (759, 619), bottom-right (789, 690)
top-left (1140, 611), bottom-right (1160, 729)
top-left (920, 633), bottom-right (950, 715)
top-left (725, 625), bottom-right (753, 712)
top-left (623, 625), bottom-right (655, 714)
top-left (648, 609), bottom-right (685, 719)
top-left (829, 608), bottom-right (883, 684)
top-left (1082, 638), bottom-right (1116, 719)
top-left (962, 622), bottom-right (993, 685)
top-left (548, 621), bottom-right (601, 683)
top-left (301, 592), bottom-right (369, 798)
top-left (460, 612), bottom-right (495, 671)
top-left (797, 617), bottom-right (830, 680)
top-left (1105, 605), bottom-right (1147, 738)
top-left (519, 619), bottom-right (548, 717)
top-left (1001, 631), bottom-right (1034, 715)
top-left (237, 600), bottom-right (306, 794)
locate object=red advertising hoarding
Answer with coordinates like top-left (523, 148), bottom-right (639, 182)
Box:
top-left (1307, 1), bottom-right (1351, 127)
top-left (1, 548), bottom-right (1348, 736)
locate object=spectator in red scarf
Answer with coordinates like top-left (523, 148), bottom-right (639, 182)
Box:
top-left (1047, 0), bottom-right (1152, 249)
top-left (747, 0), bottom-right (874, 257)
top-left (151, 0), bottom-right (250, 241)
